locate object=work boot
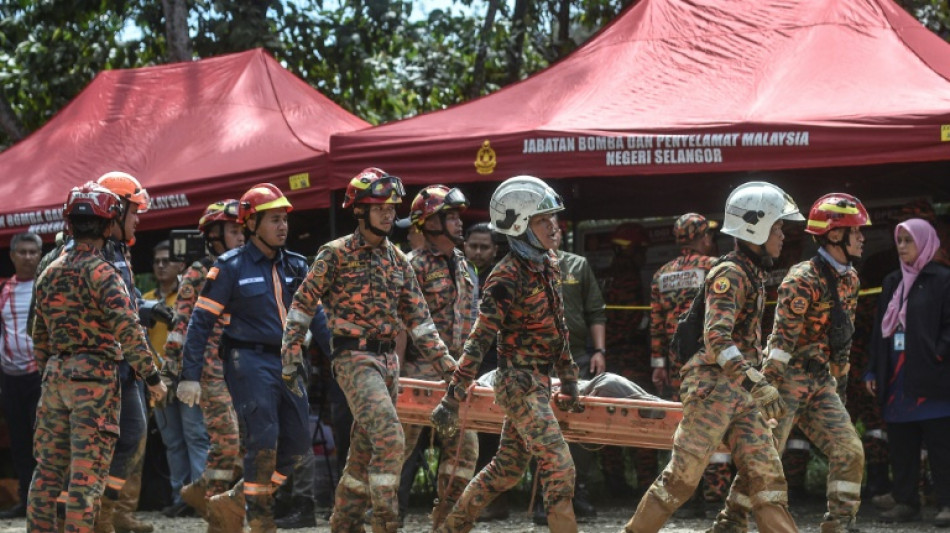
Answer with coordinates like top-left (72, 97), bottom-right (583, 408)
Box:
top-left (206, 480), bottom-right (245, 533)
top-left (113, 511), bottom-right (154, 533)
top-left (533, 497), bottom-right (547, 525)
top-left (246, 514), bottom-right (277, 533)
top-left (546, 498), bottom-right (578, 533)
top-left (706, 507), bottom-right (749, 533)
top-left (879, 503), bottom-right (921, 523)
top-left (573, 483), bottom-right (597, 518)
top-left (935, 506), bottom-right (950, 528)
top-left (819, 513), bottom-right (859, 532)
top-left (624, 491), bottom-right (671, 533)
top-left (274, 497), bottom-right (316, 529)
top-left (476, 498), bottom-right (509, 522)
top-left (431, 498), bottom-right (455, 530)
top-left (94, 496), bottom-right (117, 533)
top-left (370, 516), bottom-right (400, 533)
top-left (750, 504), bottom-right (798, 533)
top-left (673, 489), bottom-right (706, 519)
top-left (113, 470), bottom-right (153, 533)
top-left (181, 478), bottom-right (209, 518)
top-left (871, 492), bottom-right (896, 510)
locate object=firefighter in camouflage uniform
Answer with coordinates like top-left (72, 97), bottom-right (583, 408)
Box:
top-left (29, 183), bottom-right (167, 533)
top-left (626, 181), bottom-right (802, 533)
top-left (710, 193), bottom-right (870, 533)
top-left (280, 168), bottom-right (457, 533)
top-left (430, 175), bottom-right (582, 533)
top-left (162, 199), bottom-right (244, 527)
top-left (399, 185), bottom-right (479, 528)
top-left (650, 213), bottom-right (733, 511)
top-left (180, 183), bottom-right (313, 533)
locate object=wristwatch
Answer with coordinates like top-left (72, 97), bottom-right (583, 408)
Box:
top-left (592, 348), bottom-right (606, 356)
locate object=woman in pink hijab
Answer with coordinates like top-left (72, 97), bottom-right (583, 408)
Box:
top-left (865, 218), bottom-right (950, 526)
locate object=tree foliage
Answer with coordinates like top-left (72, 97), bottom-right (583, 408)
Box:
top-left (0, 0), bottom-right (946, 149)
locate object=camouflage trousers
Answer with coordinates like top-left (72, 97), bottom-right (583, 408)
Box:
top-left (717, 367), bottom-right (864, 526)
top-left (199, 378), bottom-right (241, 494)
top-left (28, 356), bottom-right (120, 533)
top-left (330, 349), bottom-right (405, 531)
top-left (629, 365), bottom-right (794, 532)
top-left (401, 360), bottom-right (478, 513)
top-left (439, 368), bottom-right (575, 530)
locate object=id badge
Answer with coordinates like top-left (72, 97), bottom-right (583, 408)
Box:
top-left (893, 332), bottom-right (905, 351)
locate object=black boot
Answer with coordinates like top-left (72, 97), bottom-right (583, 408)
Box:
top-left (573, 483), bottom-right (597, 518)
top-left (274, 497), bottom-right (316, 529)
top-left (532, 497), bottom-right (547, 526)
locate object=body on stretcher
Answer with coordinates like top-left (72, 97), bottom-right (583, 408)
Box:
top-left (396, 372), bottom-right (683, 450)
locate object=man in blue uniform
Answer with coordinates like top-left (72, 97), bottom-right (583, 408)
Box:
top-left (178, 183), bottom-right (321, 533)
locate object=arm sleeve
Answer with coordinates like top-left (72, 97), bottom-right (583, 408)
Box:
top-left (398, 257), bottom-right (455, 379)
top-left (582, 260), bottom-right (606, 325)
top-left (163, 267), bottom-right (201, 373)
top-left (456, 271), bottom-right (515, 381)
top-left (31, 285), bottom-right (50, 372)
top-left (763, 271), bottom-right (817, 378)
top-left (649, 275), bottom-right (666, 365)
top-left (95, 264), bottom-right (155, 378)
top-left (282, 247), bottom-right (334, 368)
top-left (704, 264), bottom-right (747, 380)
top-left (182, 261), bottom-right (234, 381)
top-left (308, 303), bottom-right (333, 358)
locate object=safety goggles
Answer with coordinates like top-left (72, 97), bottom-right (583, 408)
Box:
top-left (443, 188), bottom-right (469, 209)
top-left (358, 175), bottom-right (406, 202)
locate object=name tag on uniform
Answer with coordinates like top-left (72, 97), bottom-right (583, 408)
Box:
top-left (238, 276), bottom-right (265, 286)
top-left (893, 332), bottom-right (905, 351)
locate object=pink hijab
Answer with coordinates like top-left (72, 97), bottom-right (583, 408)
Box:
top-left (881, 218), bottom-right (941, 336)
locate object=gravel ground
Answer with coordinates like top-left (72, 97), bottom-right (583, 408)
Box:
top-left (1, 499), bottom-right (946, 532)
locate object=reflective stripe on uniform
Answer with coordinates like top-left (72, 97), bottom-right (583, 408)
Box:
top-left (271, 471), bottom-right (287, 487)
top-left (369, 473), bottom-right (399, 487)
top-left (206, 468), bottom-right (233, 481)
top-left (106, 476), bottom-right (125, 491)
top-left (752, 490), bottom-right (786, 505)
top-left (828, 480), bottom-right (862, 497)
top-left (651, 357), bottom-right (667, 368)
top-left (339, 473), bottom-right (369, 494)
top-left (864, 429), bottom-right (887, 440)
top-left (166, 331), bottom-right (184, 345)
top-left (286, 308), bottom-right (313, 326)
top-left (768, 348), bottom-right (792, 364)
top-left (733, 492), bottom-right (753, 510)
top-left (438, 463), bottom-right (476, 479)
top-left (411, 320), bottom-right (438, 339)
top-left (196, 296), bottom-right (225, 316)
top-left (244, 482), bottom-right (272, 495)
top-left (786, 439), bottom-right (810, 451)
top-left (709, 452), bottom-right (732, 464)
top-left (716, 345), bottom-right (742, 367)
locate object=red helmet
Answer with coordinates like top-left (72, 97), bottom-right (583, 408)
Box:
top-left (64, 182), bottom-right (123, 220)
top-left (408, 185), bottom-right (468, 227)
top-left (611, 222), bottom-right (649, 249)
top-left (96, 171), bottom-right (150, 213)
top-left (198, 199), bottom-right (240, 233)
top-left (238, 184), bottom-right (293, 225)
top-left (805, 193), bottom-right (871, 235)
top-left (342, 168), bottom-right (405, 208)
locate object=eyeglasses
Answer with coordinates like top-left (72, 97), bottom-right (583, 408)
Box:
top-left (153, 258), bottom-right (171, 266)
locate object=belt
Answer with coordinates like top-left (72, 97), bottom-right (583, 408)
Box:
top-left (331, 336), bottom-right (396, 355)
top-left (498, 358), bottom-right (553, 376)
top-left (226, 339), bottom-right (280, 355)
top-left (794, 357), bottom-right (827, 375)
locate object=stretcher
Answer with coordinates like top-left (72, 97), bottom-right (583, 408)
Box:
top-left (396, 378), bottom-right (683, 450)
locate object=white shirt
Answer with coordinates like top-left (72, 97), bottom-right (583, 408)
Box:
top-left (0, 277), bottom-right (37, 375)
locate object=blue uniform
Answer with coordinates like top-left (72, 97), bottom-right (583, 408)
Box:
top-left (181, 241), bottom-right (328, 522)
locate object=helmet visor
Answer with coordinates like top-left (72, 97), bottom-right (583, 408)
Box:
top-left (223, 200), bottom-right (240, 218)
top-left (360, 175), bottom-right (406, 202)
top-left (443, 188), bottom-right (469, 210)
top-left (536, 189), bottom-right (565, 214)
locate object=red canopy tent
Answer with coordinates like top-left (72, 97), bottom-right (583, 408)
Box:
top-left (330, 0), bottom-right (950, 216)
top-left (0, 48), bottom-right (368, 246)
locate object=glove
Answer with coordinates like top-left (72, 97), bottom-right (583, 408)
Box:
top-left (153, 301), bottom-right (174, 325)
top-left (555, 380), bottom-right (583, 412)
top-left (749, 381), bottom-right (786, 420)
top-left (282, 364), bottom-right (306, 397)
top-left (430, 383), bottom-right (463, 439)
top-left (177, 380), bottom-right (202, 407)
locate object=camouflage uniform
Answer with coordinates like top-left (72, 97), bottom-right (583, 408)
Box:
top-left (164, 259), bottom-right (240, 496)
top-left (626, 250), bottom-right (797, 533)
top-left (402, 244), bottom-right (479, 524)
top-left (436, 251), bottom-right (580, 532)
top-left (281, 229), bottom-right (456, 532)
top-left (717, 254), bottom-right (861, 531)
top-left (28, 242), bottom-right (157, 533)
top-left (651, 248), bottom-right (734, 502)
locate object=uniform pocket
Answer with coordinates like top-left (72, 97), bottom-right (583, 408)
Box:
top-left (97, 418), bottom-right (120, 440)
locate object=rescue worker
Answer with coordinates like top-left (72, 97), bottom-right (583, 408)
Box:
top-left (179, 184), bottom-right (313, 532)
top-left (163, 200), bottom-right (244, 527)
top-left (280, 168), bottom-right (457, 533)
top-left (28, 183), bottom-right (167, 533)
top-left (649, 212), bottom-right (731, 515)
top-left (625, 181), bottom-right (802, 533)
top-left (430, 175), bottom-right (582, 533)
top-left (399, 185), bottom-right (479, 528)
top-left (707, 192), bottom-right (867, 532)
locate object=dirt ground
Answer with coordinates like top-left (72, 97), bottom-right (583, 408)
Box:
top-left (2, 499), bottom-right (948, 532)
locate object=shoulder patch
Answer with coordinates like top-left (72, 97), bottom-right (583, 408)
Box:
top-left (207, 266), bottom-right (220, 280)
top-left (790, 296), bottom-right (809, 315)
top-left (180, 284), bottom-right (194, 299)
top-left (313, 260), bottom-right (328, 277)
top-left (712, 277), bottom-right (731, 294)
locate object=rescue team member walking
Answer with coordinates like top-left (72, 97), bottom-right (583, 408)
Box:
top-left (28, 183), bottom-right (167, 533)
top-left (163, 200), bottom-right (244, 525)
top-left (179, 184), bottom-right (312, 532)
top-left (280, 168), bottom-right (458, 533)
top-left (431, 175), bottom-right (582, 533)
top-left (626, 181), bottom-right (802, 533)
top-left (399, 185), bottom-right (479, 528)
top-left (709, 193), bottom-right (870, 533)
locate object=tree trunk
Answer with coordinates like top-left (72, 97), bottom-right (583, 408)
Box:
top-left (162, 0), bottom-right (193, 62)
top-left (505, 0), bottom-right (529, 85)
top-left (0, 96), bottom-right (25, 145)
top-left (469, 0), bottom-right (500, 99)
top-left (558, 0), bottom-right (570, 44)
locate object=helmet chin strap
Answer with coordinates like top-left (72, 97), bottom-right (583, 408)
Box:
top-left (422, 213), bottom-right (464, 246)
top-left (737, 240), bottom-right (773, 268)
top-left (825, 228), bottom-right (859, 264)
top-left (250, 214), bottom-right (283, 253)
top-left (356, 208), bottom-right (392, 238)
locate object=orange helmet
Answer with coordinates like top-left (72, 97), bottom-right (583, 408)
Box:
top-left (805, 193), bottom-right (870, 235)
top-left (238, 184), bottom-right (293, 225)
top-left (408, 185), bottom-right (468, 227)
top-left (64, 182), bottom-right (123, 220)
top-left (611, 223), bottom-right (649, 249)
top-left (342, 168), bottom-right (405, 208)
top-left (198, 199), bottom-right (240, 233)
top-left (96, 171), bottom-right (150, 213)
top-left (673, 213), bottom-right (719, 244)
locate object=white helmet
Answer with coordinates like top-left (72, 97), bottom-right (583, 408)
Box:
top-left (489, 175), bottom-right (564, 237)
top-left (721, 181), bottom-right (804, 245)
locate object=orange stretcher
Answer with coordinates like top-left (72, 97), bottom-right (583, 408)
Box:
top-left (396, 378), bottom-right (683, 450)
